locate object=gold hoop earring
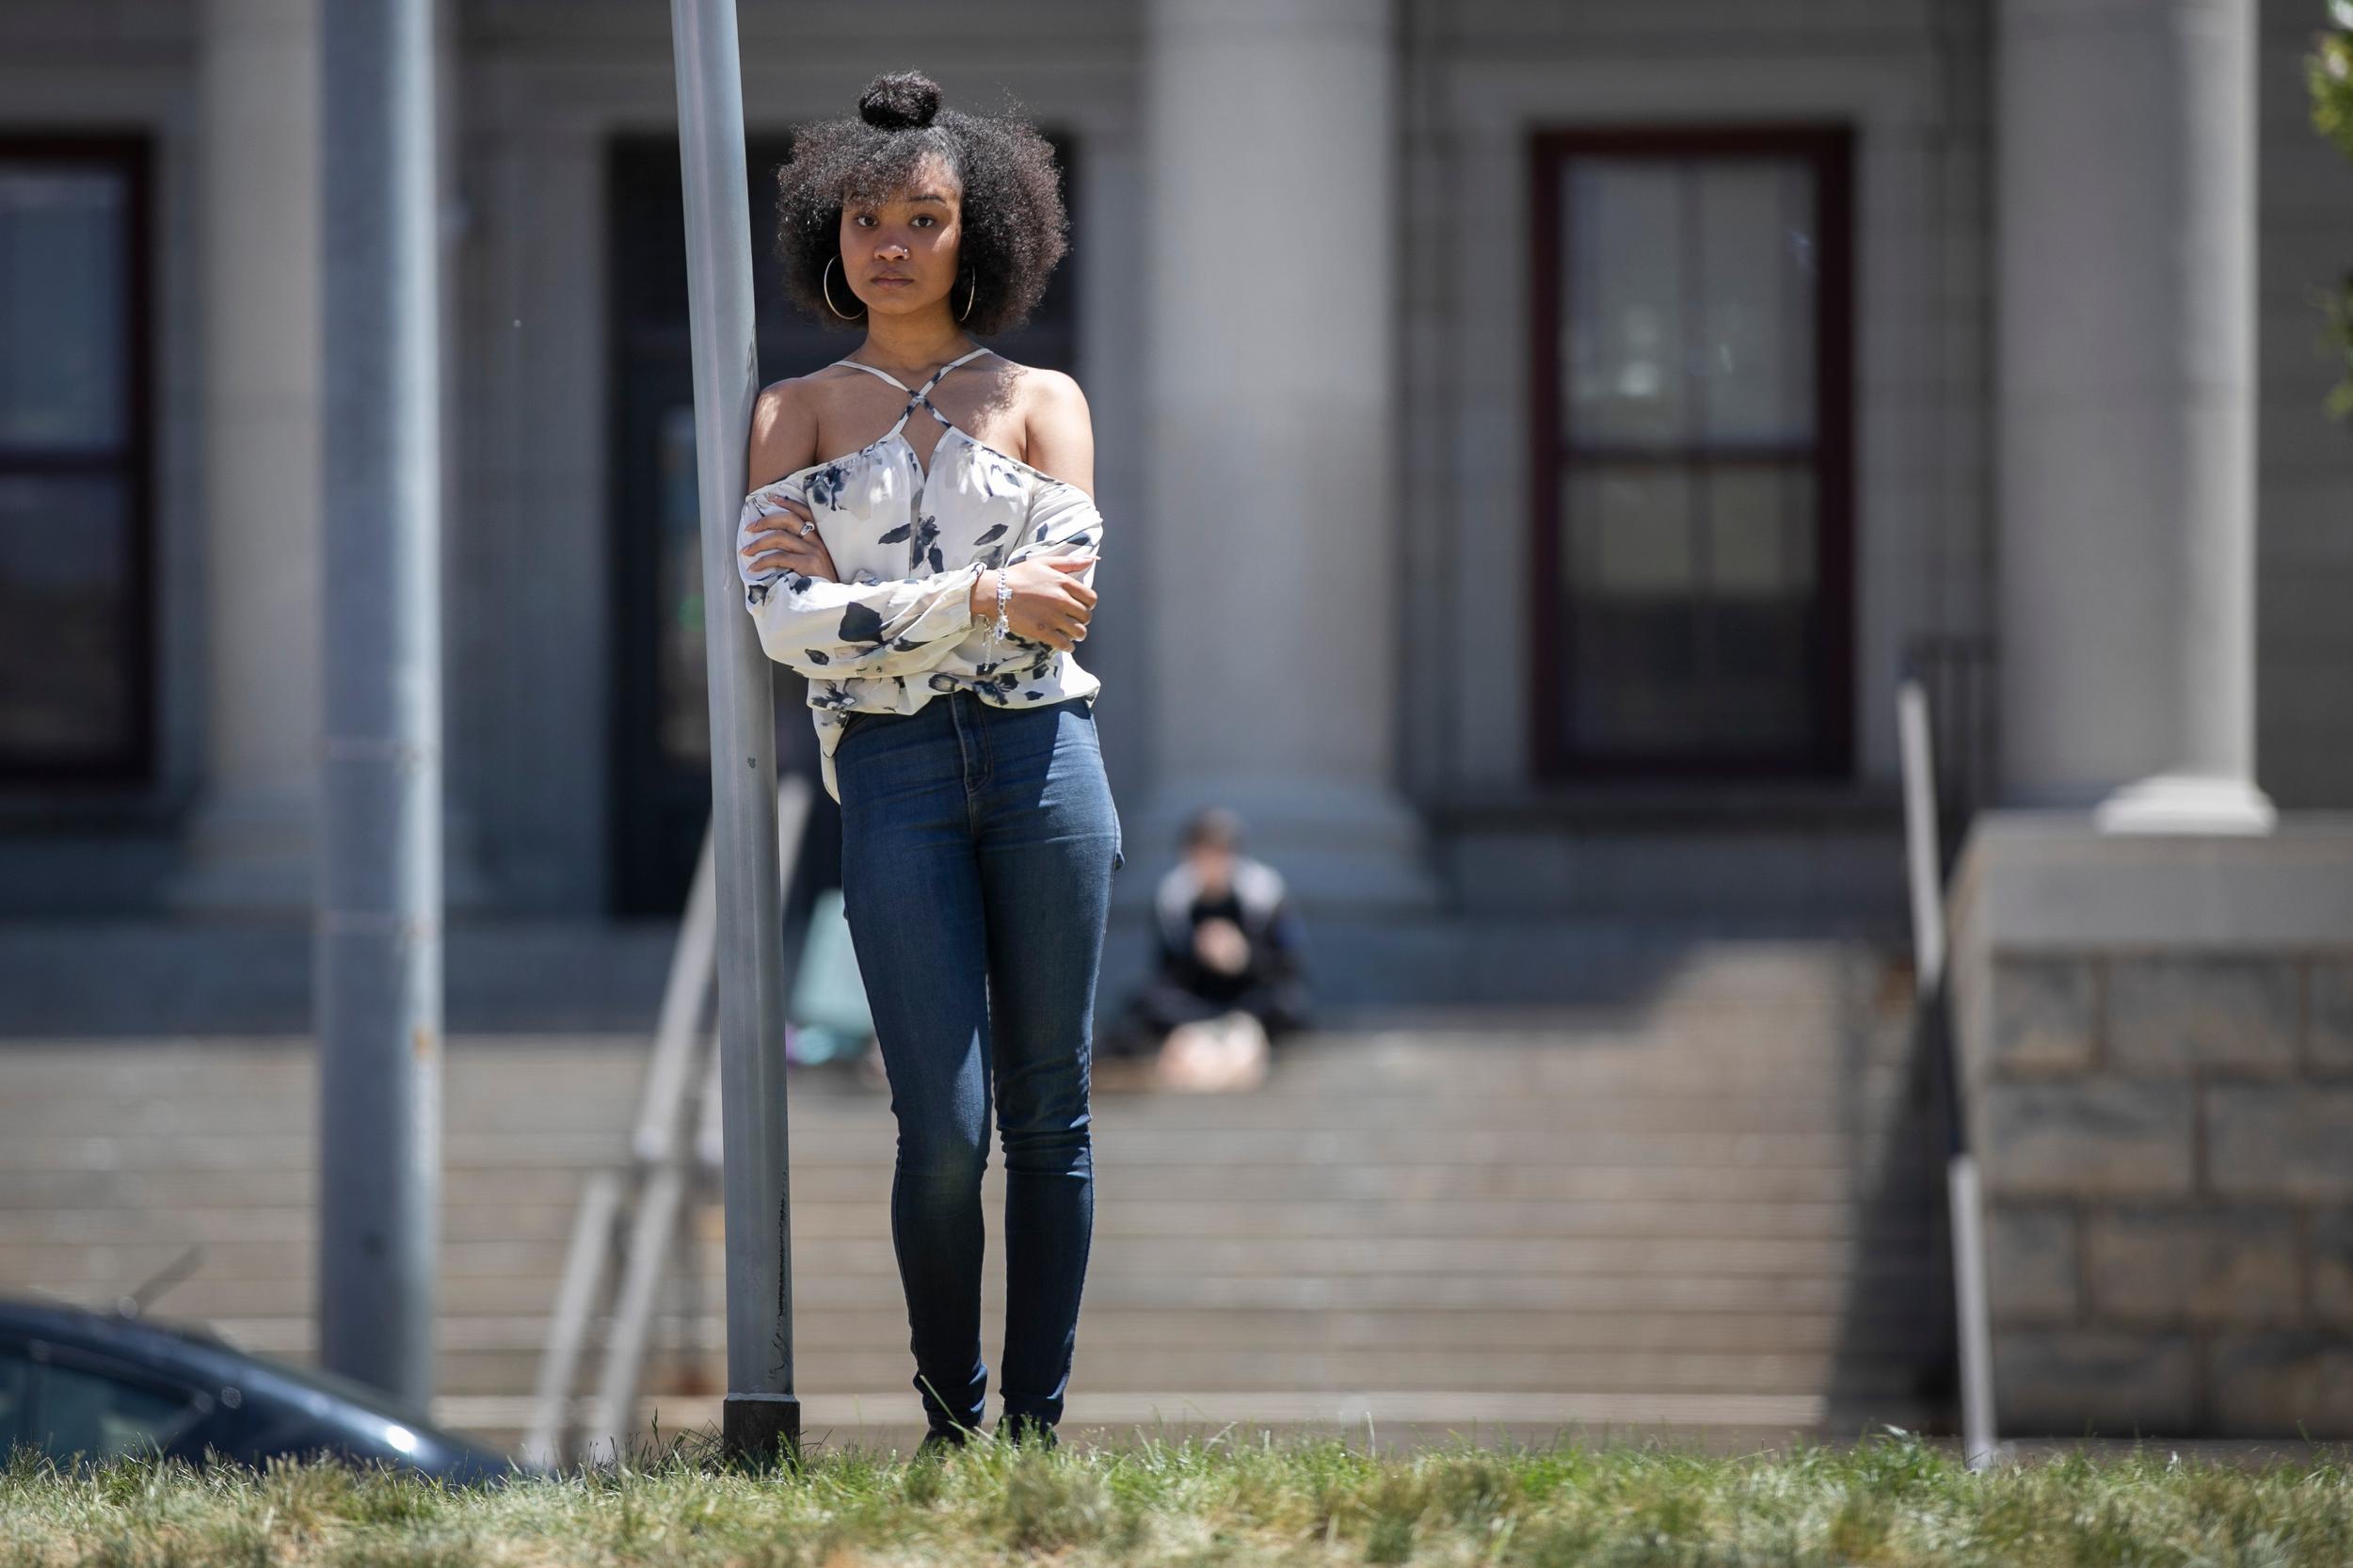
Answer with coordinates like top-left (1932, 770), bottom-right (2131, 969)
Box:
top-left (822, 254), bottom-right (862, 321)
top-left (956, 266), bottom-right (977, 323)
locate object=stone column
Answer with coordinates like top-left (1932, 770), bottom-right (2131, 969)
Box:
top-left (1138, 0), bottom-right (1440, 909)
top-left (1994, 0), bottom-right (2273, 833)
top-left (175, 0), bottom-right (486, 914)
top-left (170, 0), bottom-right (325, 909)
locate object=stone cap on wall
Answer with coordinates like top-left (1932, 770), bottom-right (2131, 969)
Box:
top-left (1948, 810), bottom-right (2353, 952)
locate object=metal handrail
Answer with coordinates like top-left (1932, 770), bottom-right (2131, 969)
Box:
top-left (1897, 674), bottom-right (2009, 1470)
top-left (522, 772), bottom-right (814, 1470)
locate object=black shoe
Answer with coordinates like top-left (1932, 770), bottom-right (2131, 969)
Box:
top-left (914, 1423), bottom-right (971, 1461)
top-left (994, 1413), bottom-right (1059, 1450)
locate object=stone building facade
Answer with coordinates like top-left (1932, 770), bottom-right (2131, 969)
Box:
top-left (3, 0), bottom-right (2353, 1432)
top-left (8, 0), bottom-right (2348, 938)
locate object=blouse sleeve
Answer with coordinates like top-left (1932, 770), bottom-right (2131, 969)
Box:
top-left (737, 475), bottom-right (984, 680)
top-left (998, 475), bottom-right (1096, 574)
top-left (952, 480), bottom-right (1105, 666)
top-left (999, 477), bottom-right (1105, 593)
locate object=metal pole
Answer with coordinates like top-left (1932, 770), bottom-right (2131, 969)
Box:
top-left (1898, 680), bottom-right (1945, 1000)
top-left (1898, 677), bottom-right (2005, 1470)
top-left (666, 0), bottom-right (801, 1469)
top-left (316, 0), bottom-right (443, 1408)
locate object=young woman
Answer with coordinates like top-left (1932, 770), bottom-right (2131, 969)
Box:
top-left (733, 70), bottom-right (1117, 1459)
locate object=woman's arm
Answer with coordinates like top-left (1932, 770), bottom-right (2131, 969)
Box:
top-left (1017, 371), bottom-right (1095, 499)
top-left (738, 478), bottom-right (985, 678)
top-left (1000, 370), bottom-right (1104, 586)
top-left (1002, 481), bottom-right (1102, 577)
top-left (737, 380), bottom-right (984, 680)
top-left (947, 372), bottom-right (1104, 667)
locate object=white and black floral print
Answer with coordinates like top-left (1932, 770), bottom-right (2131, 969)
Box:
top-left (735, 347), bottom-right (1106, 805)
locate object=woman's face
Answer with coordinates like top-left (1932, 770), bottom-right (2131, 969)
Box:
top-left (839, 152), bottom-right (965, 321)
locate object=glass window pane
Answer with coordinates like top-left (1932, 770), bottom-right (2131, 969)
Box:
top-left (33, 1360), bottom-right (203, 1464)
top-left (1695, 160), bottom-right (1814, 444)
top-left (1559, 458), bottom-right (1824, 760)
top-left (1566, 466), bottom-right (1695, 596)
top-left (1709, 597), bottom-right (1814, 749)
top-left (1565, 593), bottom-right (1705, 754)
top-left (0, 474), bottom-right (136, 764)
top-left (0, 165), bottom-right (126, 451)
top-left (1705, 464), bottom-right (1817, 749)
top-left (1564, 159), bottom-right (1687, 448)
top-left (1561, 466), bottom-right (1704, 752)
top-left (0, 1347), bottom-right (30, 1456)
top-left (1706, 465), bottom-right (1816, 596)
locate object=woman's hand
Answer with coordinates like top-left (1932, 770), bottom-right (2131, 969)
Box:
top-left (739, 493), bottom-right (839, 583)
top-left (972, 555), bottom-right (1098, 651)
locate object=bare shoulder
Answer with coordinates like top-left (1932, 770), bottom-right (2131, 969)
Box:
top-left (1010, 364), bottom-right (1096, 495)
top-left (984, 354), bottom-right (1088, 423)
top-left (1017, 364), bottom-right (1089, 416)
top-left (745, 374), bottom-right (824, 489)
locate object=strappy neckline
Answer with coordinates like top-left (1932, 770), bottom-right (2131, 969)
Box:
top-left (832, 344), bottom-right (995, 400)
top-left (833, 345), bottom-right (995, 483)
top-left (749, 345), bottom-right (1084, 494)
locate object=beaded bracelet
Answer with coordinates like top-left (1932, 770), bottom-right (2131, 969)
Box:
top-left (987, 565), bottom-right (1012, 648)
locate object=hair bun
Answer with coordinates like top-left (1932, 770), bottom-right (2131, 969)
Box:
top-left (858, 71), bottom-right (942, 131)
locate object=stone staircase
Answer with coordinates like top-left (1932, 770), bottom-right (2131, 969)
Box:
top-left (0, 937), bottom-right (1953, 1459)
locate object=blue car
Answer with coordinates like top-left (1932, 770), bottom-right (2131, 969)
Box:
top-left (0, 1295), bottom-right (525, 1484)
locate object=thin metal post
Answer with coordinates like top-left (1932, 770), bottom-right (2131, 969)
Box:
top-left (520, 1171), bottom-right (622, 1469)
top-left (666, 0), bottom-right (800, 1469)
top-left (316, 0), bottom-right (443, 1410)
top-left (1899, 677), bottom-right (2005, 1470)
top-left (1948, 1153), bottom-right (2001, 1467)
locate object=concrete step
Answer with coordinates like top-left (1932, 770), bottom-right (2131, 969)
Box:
top-left (0, 1160), bottom-right (1944, 1213)
top-left (7, 1077), bottom-right (1930, 1135)
top-left (33, 1266), bottom-right (1945, 1321)
top-left (436, 1348), bottom-right (1949, 1400)
top-left (0, 944), bottom-right (1953, 1453)
top-left (0, 1126), bottom-right (1943, 1176)
top-left (2, 1235), bottom-right (1950, 1291)
top-left (0, 919), bottom-right (1910, 1034)
top-left (0, 1196), bottom-right (1937, 1247)
top-left (179, 1304), bottom-right (1945, 1363)
top-left (0, 1025), bottom-right (1920, 1084)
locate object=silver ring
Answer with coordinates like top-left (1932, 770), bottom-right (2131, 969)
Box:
top-left (799, 520), bottom-right (815, 536)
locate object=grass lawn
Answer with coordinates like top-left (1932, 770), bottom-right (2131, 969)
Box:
top-left (5, 1425), bottom-right (2351, 1566)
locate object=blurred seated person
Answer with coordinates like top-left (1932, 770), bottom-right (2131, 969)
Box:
top-left (1100, 808), bottom-right (1312, 1091)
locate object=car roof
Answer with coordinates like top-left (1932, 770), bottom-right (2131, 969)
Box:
top-left (0, 1294), bottom-right (241, 1358)
top-left (0, 1294), bottom-right (471, 1448)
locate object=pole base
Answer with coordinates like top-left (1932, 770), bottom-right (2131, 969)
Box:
top-left (722, 1392), bottom-right (803, 1471)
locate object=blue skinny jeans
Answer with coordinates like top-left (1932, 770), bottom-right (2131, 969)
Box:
top-left (832, 689), bottom-right (1122, 1434)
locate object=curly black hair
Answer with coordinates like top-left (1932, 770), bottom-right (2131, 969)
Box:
top-left (770, 70), bottom-right (1069, 337)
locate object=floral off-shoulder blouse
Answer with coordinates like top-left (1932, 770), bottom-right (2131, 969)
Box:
top-left (734, 345), bottom-right (1105, 806)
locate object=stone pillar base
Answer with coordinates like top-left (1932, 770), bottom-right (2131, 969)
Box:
top-left (2094, 773), bottom-right (2278, 836)
top-left (1945, 810), bottom-right (2353, 1438)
